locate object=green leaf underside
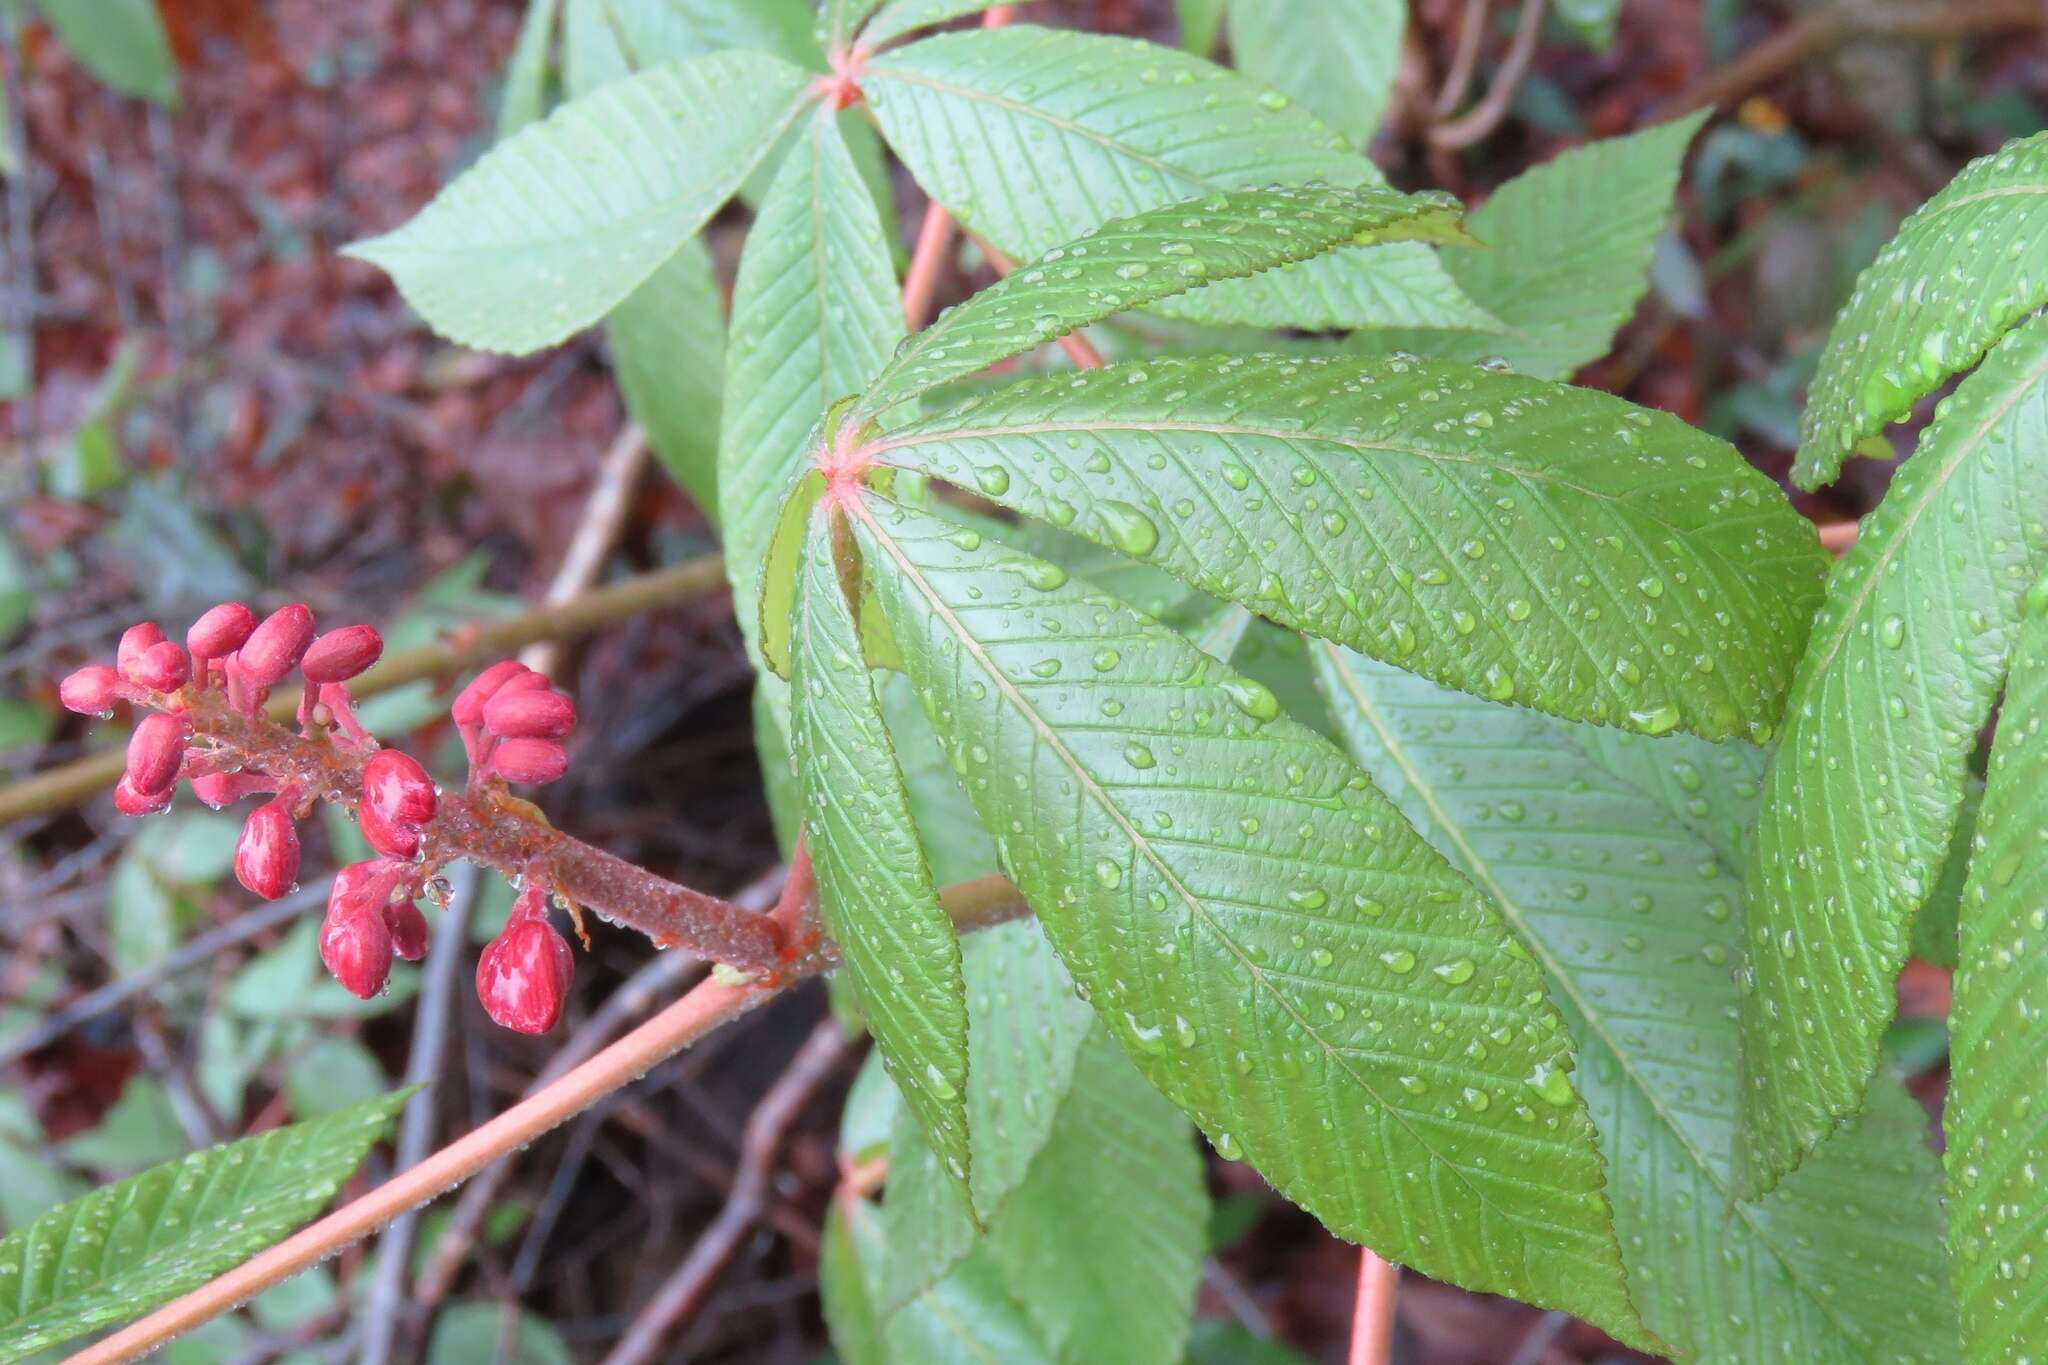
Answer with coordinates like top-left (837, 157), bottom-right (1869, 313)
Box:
top-left (1794, 132), bottom-right (2048, 490)
top-left (863, 27), bottom-right (1498, 332)
top-left (793, 511), bottom-right (972, 1202)
top-left (0, 1090), bottom-right (409, 1361)
top-left (497, 0), bottom-right (561, 136)
top-left (344, 51), bottom-right (810, 353)
top-left (882, 923), bottom-right (1100, 1309)
top-left (1736, 314), bottom-right (2048, 1201)
top-left (1948, 606), bottom-right (2048, 1362)
top-left (43, 0), bottom-right (179, 107)
top-left (857, 184), bottom-right (1471, 419)
top-left (1318, 645), bottom-right (1955, 1363)
top-left (861, 0), bottom-right (1003, 50)
top-left (820, 1201), bottom-right (889, 1365)
top-left (1356, 112), bottom-right (1708, 380)
top-left (825, 0), bottom-right (888, 53)
top-left (722, 110), bottom-right (904, 674)
top-left (848, 495), bottom-right (1649, 1346)
top-left (561, 0), bottom-right (823, 98)
top-left (867, 353), bottom-right (1826, 743)
top-left (1909, 778), bottom-right (1980, 971)
top-left (1226, 0), bottom-right (1404, 147)
top-left (607, 236), bottom-right (725, 518)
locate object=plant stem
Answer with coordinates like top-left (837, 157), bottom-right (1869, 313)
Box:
top-left (62, 876), bottom-right (1033, 1365)
top-left (1345, 1248), bottom-right (1400, 1365)
top-left (0, 554), bottom-right (728, 827)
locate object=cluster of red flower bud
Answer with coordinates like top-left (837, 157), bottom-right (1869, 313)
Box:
top-left (60, 603), bottom-right (582, 1033)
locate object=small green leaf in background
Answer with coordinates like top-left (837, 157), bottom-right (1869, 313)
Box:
top-left (854, 183), bottom-right (1472, 419)
top-left (1185, 1319), bottom-right (1316, 1365)
top-left (1553, 0), bottom-right (1622, 50)
top-left (1793, 131), bottom-right (2048, 489)
top-left (1359, 111), bottom-right (1709, 378)
top-left (345, 51), bottom-right (811, 353)
top-left (0, 1089), bottom-right (411, 1362)
top-left (1736, 313), bottom-right (2048, 1202)
top-left (863, 26), bottom-right (1495, 333)
top-left (425, 1303), bottom-right (573, 1365)
top-left (60, 1078), bottom-right (189, 1174)
top-left (851, 496), bottom-right (1649, 1346)
top-left (281, 1036), bottom-right (390, 1120)
top-left (1174, 0), bottom-right (1225, 54)
top-left (496, 0), bottom-right (561, 136)
top-left (793, 509), bottom-right (973, 1206)
top-left (41, 0), bottom-right (179, 106)
top-left (867, 353), bottom-right (1826, 743)
top-left (1948, 595), bottom-right (2048, 1363)
top-left (0, 530), bottom-right (33, 641)
top-left (860, 0), bottom-right (1005, 50)
top-left (1226, 0), bottom-right (1405, 147)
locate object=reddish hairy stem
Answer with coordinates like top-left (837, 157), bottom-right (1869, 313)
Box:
top-left (1346, 1248), bottom-right (1400, 1365)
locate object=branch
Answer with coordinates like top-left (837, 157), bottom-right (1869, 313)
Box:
top-left (521, 422), bottom-right (649, 678)
top-left (600, 1018), bottom-right (851, 1365)
top-left (1428, 0), bottom-right (1547, 150)
top-left (1671, 0), bottom-right (2047, 114)
top-left (64, 875), bottom-right (1033, 1365)
top-left (0, 554), bottom-right (728, 827)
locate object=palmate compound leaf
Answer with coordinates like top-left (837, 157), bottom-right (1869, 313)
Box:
top-left (862, 27), bottom-right (1500, 333)
top-left (792, 507), bottom-right (972, 1206)
top-left (343, 50), bottom-right (812, 354)
top-left (842, 493), bottom-right (1653, 1347)
top-left (853, 184), bottom-right (1473, 419)
top-left (0, 1088), bottom-right (411, 1362)
top-left (1354, 112), bottom-right (1708, 381)
top-left (1793, 132), bottom-right (2048, 490)
top-left (1316, 644), bottom-right (1954, 1363)
top-left (1947, 593), bottom-right (2048, 1362)
top-left (857, 353), bottom-right (1827, 743)
top-left (1735, 313), bottom-right (2048, 1201)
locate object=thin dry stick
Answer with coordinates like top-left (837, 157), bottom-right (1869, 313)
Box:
top-left (1671, 0), bottom-right (2047, 114)
top-left (0, 554), bottom-right (728, 827)
top-left (600, 1019), bottom-right (851, 1365)
top-left (522, 422), bottom-right (650, 679)
top-left (61, 876), bottom-right (1032, 1365)
top-left (1429, 0), bottom-right (1547, 150)
top-left (1431, 0), bottom-right (1494, 119)
top-left (1345, 1248), bottom-right (1400, 1365)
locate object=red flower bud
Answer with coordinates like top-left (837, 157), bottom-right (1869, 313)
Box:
top-left (132, 641), bottom-right (191, 693)
top-left (384, 899), bottom-right (430, 961)
top-left (358, 801), bottom-right (421, 860)
top-left (187, 602), bottom-right (257, 659)
top-left (239, 604), bottom-right (316, 687)
top-left (191, 771), bottom-right (270, 808)
top-left (235, 799), bottom-right (300, 900)
top-left (125, 712), bottom-right (186, 795)
top-left (488, 738), bottom-right (569, 786)
top-left (117, 622), bottom-right (166, 674)
top-left (321, 905), bottom-right (394, 999)
top-left (476, 911), bottom-right (573, 1033)
top-left (482, 687), bottom-right (575, 739)
top-left (300, 625), bottom-right (383, 684)
top-left (60, 665), bottom-right (123, 715)
top-left (113, 774), bottom-right (174, 816)
top-left (328, 860), bottom-right (385, 915)
top-left (451, 660), bottom-right (532, 727)
top-left (364, 749), bottom-right (437, 824)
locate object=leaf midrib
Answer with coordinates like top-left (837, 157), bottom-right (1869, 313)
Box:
top-left (854, 496), bottom-right (1581, 1254)
top-left (1316, 642), bottom-right (1874, 1353)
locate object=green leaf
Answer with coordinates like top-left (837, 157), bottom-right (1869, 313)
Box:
top-left (1357, 113), bottom-right (1708, 379)
top-left (344, 51), bottom-right (811, 353)
top-left (1948, 602), bottom-right (2048, 1362)
top-left (720, 109), bottom-right (903, 675)
top-left (861, 0), bottom-right (1002, 50)
top-left (1736, 314), bottom-right (2048, 1200)
top-left (1794, 132), bottom-right (2048, 490)
top-left (607, 236), bottom-right (725, 516)
top-left (864, 353), bottom-right (1826, 742)
top-left (1554, 0), bottom-right (1621, 49)
top-left (1317, 643), bottom-right (1955, 1363)
top-left (0, 1089), bottom-right (410, 1361)
top-left (424, 1303), bottom-right (573, 1365)
top-left (881, 922), bottom-right (1097, 1307)
top-left (885, 1241), bottom-right (1059, 1362)
top-left (1226, 0), bottom-right (1404, 146)
top-left (793, 506), bottom-right (973, 1205)
top-left (883, 673), bottom-right (1000, 885)
top-left (1909, 776), bottom-right (1980, 970)
top-left (42, 0), bottom-right (178, 106)
top-left (856, 184), bottom-right (1472, 419)
top-left (823, 0), bottom-right (888, 53)
top-left (863, 27), bottom-right (1497, 333)
top-left (1185, 1320), bottom-right (1315, 1365)
top-left (1176, 0), bottom-right (1225, 54)
top-left (847, 495), bottom-right (1649, 1346)
top-left (820, 1201), bottom-right (888, 1365)
top-left (497, 0), bottom-right (561, 136)
top-left (561, 0), bottom-right (823, 94)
